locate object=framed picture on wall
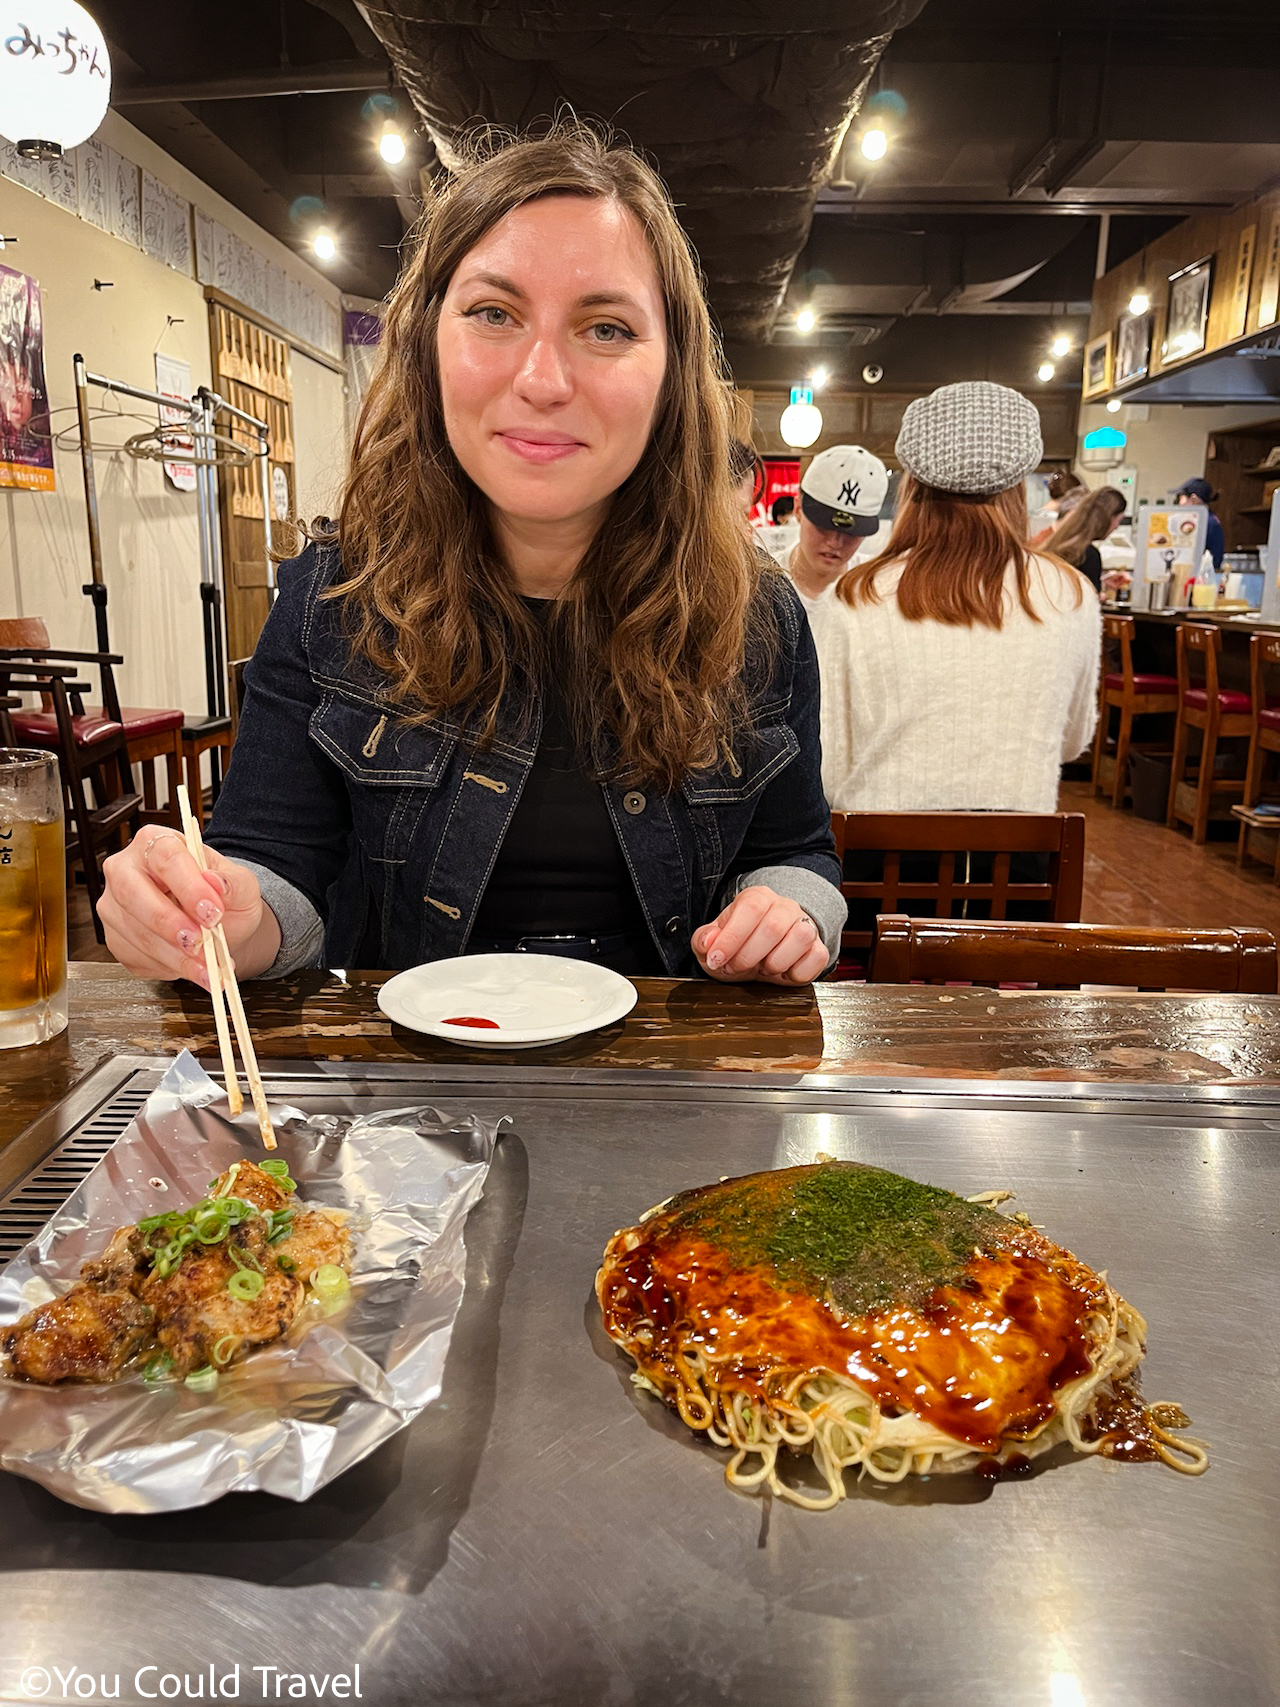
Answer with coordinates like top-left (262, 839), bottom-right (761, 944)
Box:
top-left (1115, 309), bottom-right (1152, 384)
top-left (1162, 256), bottom-right (1214, 363)
top-left (1082, 331), bottom-right (1112, 398)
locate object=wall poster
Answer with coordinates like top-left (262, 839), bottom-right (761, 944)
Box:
top-left (154, 351), bottom-right (195, 493)
top-left (0, 265), bottom-right (53, 492)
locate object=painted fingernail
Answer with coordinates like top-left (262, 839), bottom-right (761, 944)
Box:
top-left (195, 900), bottom-right (221, 927)
top-left (707, 950), bottom-right (725, 969)
top-left (178, 929), bottom-right (199, 954)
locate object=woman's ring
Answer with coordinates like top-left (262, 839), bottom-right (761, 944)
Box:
top-left (141, 828), bottom-right (185, 870)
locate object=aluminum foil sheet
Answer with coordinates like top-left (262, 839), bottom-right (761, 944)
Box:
top-left (0, 1052), bottom-right (502, 1513)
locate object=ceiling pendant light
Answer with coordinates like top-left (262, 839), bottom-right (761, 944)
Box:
top-left (0, 0), bottom-right (111, 159)
top-left (796, 307), bottom-right (817, 335)
top-left (780, 384), bottom-right (822, 449)
top-left (313, 229), bottom-right (337, 262)
top-left (1037, 361), bottom-right (1056, 383)
top-left (378, 126), bottom-right (406, 165)
top-left (860, 127), bottom-right (889, 161)
top-left (1050, 334), bottom-right (1071, 359)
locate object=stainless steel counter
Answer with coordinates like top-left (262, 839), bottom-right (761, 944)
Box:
top-left (1, 1061), bottom-right (1276, 1707)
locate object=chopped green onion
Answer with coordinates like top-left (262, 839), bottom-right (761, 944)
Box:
top-left (184, 1366), bottom-right (218, 1393)
top-left (211, 1334), bottom-right (239, 1367)
top-left (227, 1270), bottom-right (266, 1302)
top-left (276, 1254), bottom-right (296, 1272)
top-left (311, 1264), bottom-right (349, 1298)
top-left (143, 1351), bottom-right (175, 1382)
top-left (260, 1158), bottom-right (297, 1191)
top-left (267, 1209), bottom-right (294, 1244)
top-left (213, 1162), bottom-right (242, 1199)
top-left (227, 1243), bottom-right (264, 1274)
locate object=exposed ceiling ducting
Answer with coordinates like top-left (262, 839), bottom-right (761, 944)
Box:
top-left (357, 0), bottom-right (927, 339)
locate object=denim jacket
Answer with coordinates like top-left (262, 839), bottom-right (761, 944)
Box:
top-left (205, 542), bottom-right (845, 976)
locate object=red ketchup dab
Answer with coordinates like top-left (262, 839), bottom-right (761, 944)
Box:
top-left (444, 1016), bottom-right (500, 1029)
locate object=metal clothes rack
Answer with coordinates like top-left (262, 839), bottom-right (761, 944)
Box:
top-left (71, 353), bottom-right (273, 721)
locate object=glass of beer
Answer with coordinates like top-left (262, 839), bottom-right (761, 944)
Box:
top-left (0, 750), bottom-right (67, 1048)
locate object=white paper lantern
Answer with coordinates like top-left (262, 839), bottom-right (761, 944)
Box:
top-left (0, 0), bottom-right (111, 158)
top-left (779, 400), bottom-right (823, 449)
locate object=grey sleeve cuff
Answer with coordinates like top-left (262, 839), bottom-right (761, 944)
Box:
top-left (734, 864), bottom-right (848, 970)
top-left (237, 860), bottom-right (326, 978)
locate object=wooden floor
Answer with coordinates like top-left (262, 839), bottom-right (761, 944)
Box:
top-left (1060, 777), bottom-right (1280, 934)
top-left (65, 780), bottom-right (1280, 963)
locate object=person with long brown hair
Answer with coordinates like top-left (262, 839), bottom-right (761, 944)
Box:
top-left (815, 381), bottom-right (1100, 813)
top-left (1043, 486), bottom-right (1127, 591)
top-left (97, 123), bottom-right (845, 986)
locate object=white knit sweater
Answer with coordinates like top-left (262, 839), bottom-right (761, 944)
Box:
top-left (813, 556), bottom-right (1101, 813)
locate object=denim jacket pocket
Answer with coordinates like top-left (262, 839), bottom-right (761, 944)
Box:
top-left (311, 692), bottom-right (458, 862)
top-left (680, 721), bottom-right (800, 807)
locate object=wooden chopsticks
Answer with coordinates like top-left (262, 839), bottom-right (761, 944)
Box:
top-left (176, 785), bottom-right (277, 1150)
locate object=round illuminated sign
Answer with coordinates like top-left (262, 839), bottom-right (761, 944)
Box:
top-left (779, 400), bottom-right (823, 449)
top-left (0, 0), bottom-right (111, 156)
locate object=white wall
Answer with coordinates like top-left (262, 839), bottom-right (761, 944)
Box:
top-left (0, 182), bottom-right (211, 710)
top-left (291, 350), bottom-right (348, 528)
top-left (0, 112), bottom-right (350, 714)
top-left (1076, 400), bottom-right (1280, 505)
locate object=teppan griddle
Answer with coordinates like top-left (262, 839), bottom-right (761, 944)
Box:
top-left (0, 1060), bottom-right (1274, 1707)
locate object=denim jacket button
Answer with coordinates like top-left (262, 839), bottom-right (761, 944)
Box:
top-left (663, 915), bottom-right (685, 936)
top-left (623, 790), bottom-right (647, 815)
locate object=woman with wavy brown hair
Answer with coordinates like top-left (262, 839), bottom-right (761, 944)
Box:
top-left (98, 123), bottom-right (845, 986)
top-left (1043, 485), bottom-right (1127, 591)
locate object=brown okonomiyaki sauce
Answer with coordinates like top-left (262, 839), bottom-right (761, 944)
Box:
top-left (600, 1162), bottom-right (1125, 1456)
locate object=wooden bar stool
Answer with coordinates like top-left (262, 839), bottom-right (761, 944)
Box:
top-left (1091, 613), bottom-right (1179, 807)
top-left (1243, 632), bottom-right (1280, 811)
top-left (0, 616), bottom-right (184, 826)
top-left (1167, 622), bottom-right (1253, 843)
top-left (180, 715), bottom-right (233, 827)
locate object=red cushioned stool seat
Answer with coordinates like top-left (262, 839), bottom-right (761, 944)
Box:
top-left (112, 705), bottom-right (186, 738)
top-left (1259, 707), bottom-right (1280, 733)
top-left (1104, 672), bottom-right (1178, 693)
top-left (11, 708), bottom-right (123, 747)
top-left (1183, 688), bottom-right (1252, 714)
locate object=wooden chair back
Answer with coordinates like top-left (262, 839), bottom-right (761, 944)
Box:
top-left (0, 616), bottom-right (50, 649)
top-left (1176, 621), bottom-right (1222, 704)
top-left (0, 659), bottom-right (141, 940)
top-left (1249, 631), bottom-right (1280, 714)
top-left (830, 811), bottom-right (1086, 959)
top-left (1101, 612), bottom-right (1136, 685)
top-left (0, 616), bottom-right (54, 709)
top-left (868, 915), bottom-right (1278, 993)
top-left (0, 694), bottom-right (16, 748)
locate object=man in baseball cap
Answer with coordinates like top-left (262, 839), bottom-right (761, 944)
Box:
top-left (1174, 475), bottom-right (1224, 568)
top-left (787, 445), bottom-right (889, 619)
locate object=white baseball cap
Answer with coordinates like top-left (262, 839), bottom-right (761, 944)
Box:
top-left (800, 445), bottom-right (889, 535)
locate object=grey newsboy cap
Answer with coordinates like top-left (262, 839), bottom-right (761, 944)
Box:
top-left (895, 380), bottom-right (1043, 495)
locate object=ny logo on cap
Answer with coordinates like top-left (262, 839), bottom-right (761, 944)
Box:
top-left (839, 479), bottom-right (861, 505)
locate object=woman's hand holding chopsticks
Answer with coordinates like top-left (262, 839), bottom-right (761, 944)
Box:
top-left (100, 827), bottom-right (281, 988)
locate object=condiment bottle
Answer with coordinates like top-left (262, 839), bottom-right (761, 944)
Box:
top-left (1191, 550), bottom-right (1219, 610)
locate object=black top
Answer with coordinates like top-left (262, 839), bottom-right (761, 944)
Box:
top-left (469, 600), bottom-right (662, 974)
top-left (1077, 544), bottom-right (1103, 591)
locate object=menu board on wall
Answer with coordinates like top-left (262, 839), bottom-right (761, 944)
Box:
top-left (108, 151), bottom-right (141, 248)
top-left (75, 136), bottom-right (108, 231)
top-left (0, 134), bottom-right (343, 362)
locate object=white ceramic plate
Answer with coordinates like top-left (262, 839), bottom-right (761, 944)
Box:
top-left (376, 953), bottom-right (638, 1048)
